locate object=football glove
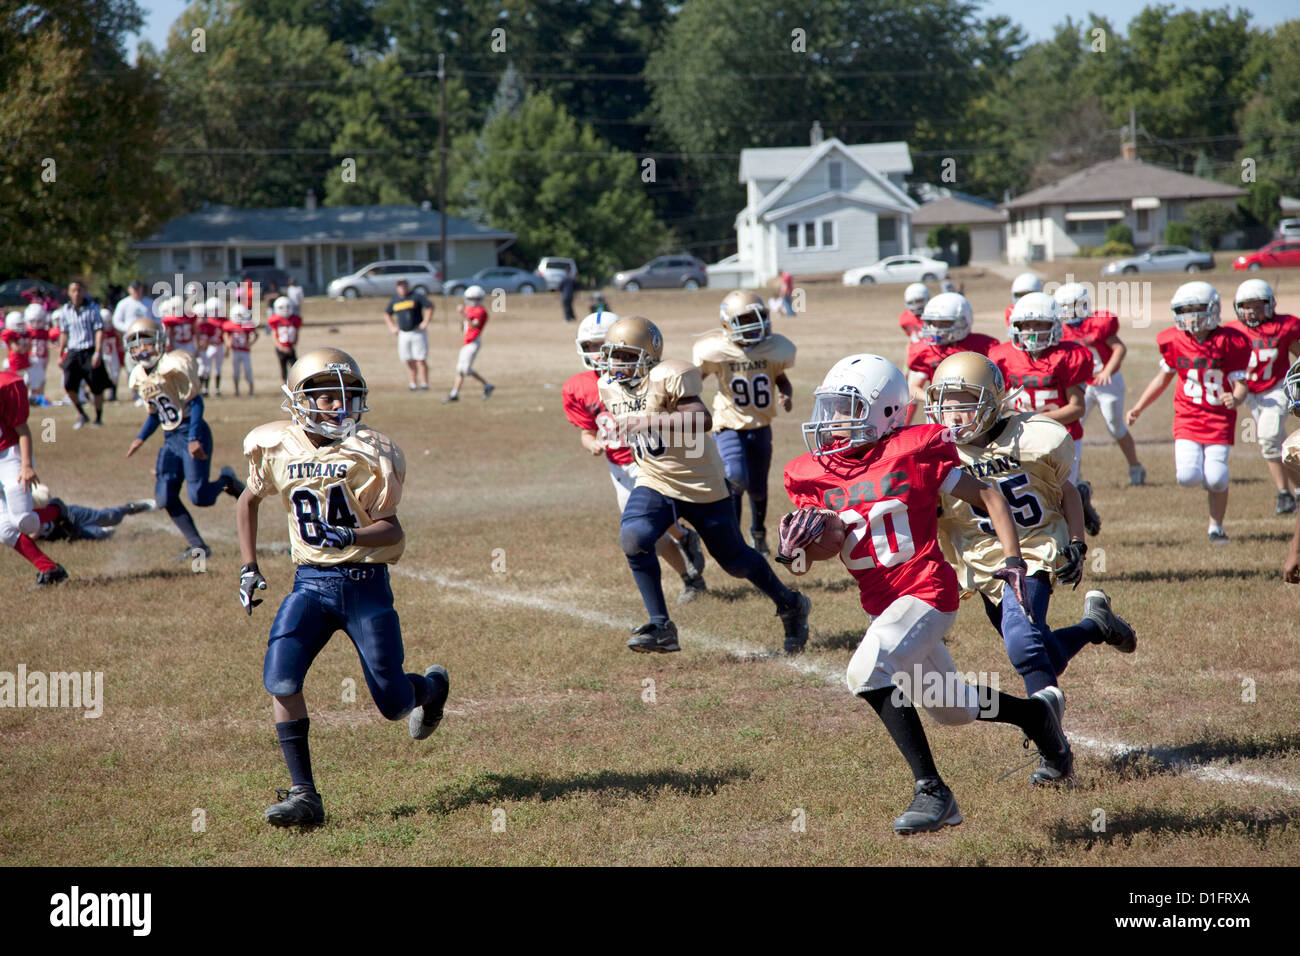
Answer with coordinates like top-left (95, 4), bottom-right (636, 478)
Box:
top-left (239, 563), bottom-right (267, 615)
top-left (317, 522), bottom-right (356, 549)
top-left (776, 507), bottom-right (826, 565)
top-left (1058, 540), bottom-right (1087, 590)
top-left (992, 556), bottom-right (1029, 607)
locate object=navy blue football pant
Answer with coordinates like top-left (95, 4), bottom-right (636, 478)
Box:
top-left (713, 425), bottom-right (773, 532)
top-left (263, 564), bottom-right (433, 720)
top-left (620, 484), bottom-right (796, 626)
top-left (66, 503), bottom-right (129, 540)
top-left (155, 421), bottom-right (233, 547)
top-left (981, 571), bottom-right (1099, 696)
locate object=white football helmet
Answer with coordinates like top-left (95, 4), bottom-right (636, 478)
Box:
top-left (204, 296), bottom-right (227, 320)
top-left (24, 303), bottom-right (47, 328)
top-left (1011, 272), bottom-right (1043, 301)
top-left (802, 354), bottom-right (911, 457)
top-left (464, 285), bottom-right (485, 301)
top-left (1233, 278), bottom-right (1275, 326)
top-left (1285, 356), bottom-right (1300, 413)
top-left (229, 303), bottom-right (252, 325)
top-left (1053, 282), bottom-right (1091, 326)
top-left (4, 310), bottom-right (24, 333)
top-left (99, 306), bottom-right (112, 326)
top-left (1171, 281), bottom-right (1220, 334)
top-left (1009, 292), bottom-right (1062, 352)
top-left (919, 292), bottom-right (973, 346)
top-left (903, 282), bottom-right (930, 316)
top-left (273, 296), bottom-right (293, 318)
top-left (158, 295), bottom-right (182, 319)
top-left (575, 310), bottom-right (619, 371)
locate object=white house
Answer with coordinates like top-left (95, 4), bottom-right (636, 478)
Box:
top-left (709, 136), bottom-right (916, 288)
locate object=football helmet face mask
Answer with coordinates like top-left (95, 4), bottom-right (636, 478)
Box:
top-left (125, 317), bottom-right (165, 370)
top-left (1171, 281), bottom-right (1221, 334)
top-left (919, 292), bottom-right (973, 346)
top-left (719, 290), bottom-right (771, 346)
top-left (24, 303), bottom-right (48, 328)
top-left (600, 316), bottom-right (663, 387)
top-left (1009, 292), bottom-right (1062, 352)
top-left (802, 354), bottom-right (911, 457)
top-left (1053, 282), bottom-right (1091, 326)
top-left (575, 311), bottom-right (619, 371)
top-left (925, 351), bottom-right (1006, 442)
top-left (1233, 278), bottom-right (1275, 327)
top-left (282, 348), bottom-right (369, 441)
top-left (1285, 356), bottom-right (1300, 414)
top-left (272, 296), bottom-right (293, 318)
top-left (1011, 272), bottom-right (1043, 301)
top-left (903, 282), bottom-right (929, 316)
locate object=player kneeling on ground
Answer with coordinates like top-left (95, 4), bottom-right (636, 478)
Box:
top-left (779, 354), bottom-right (1074, 834)
top-left (235, 348), bottom-right (450, 827)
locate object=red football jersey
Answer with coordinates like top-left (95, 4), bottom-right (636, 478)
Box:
top-left (784, 424), bottom-right (961, 617)
top-left (162, 315), bottom-right (195, 349)
top-left (562, 370), bottom-right (634, 466)
top-left (223, 320), bottom-right (253, 351)
top-left (27, 327), bottom-right (55, 364)
top-left (462, 305), bottom-right (488, 344)
top-left (1004, 304), bottom-right (1014, 327)
top-left (906, 332), bottom-right (999, 380)
top-left (897, 309), bottom-right (923, 342)
top-left (1060, 312), bottom-right (1119, 385)
top-left (2, 328), bottom-right (31, 371)
top-left (0, 370), bottom-right (30, 452)
top-left (1222, 313), bottom-right (1300, 394)
top-left (268, 314), bottom-right (302, 349)
top-left (989, 340), bottom-right (1092, 440)
top-left (1156, 325), bottom-right (1252, 445)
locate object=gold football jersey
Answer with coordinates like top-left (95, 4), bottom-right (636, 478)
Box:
top-left (244, 420), bottom-right (406, 565)
top-left (937, 412), bottom-right (1074, 601)
top-left (598, 359), bottom-right (729, 503)
top-left (692, 330), bottom-right (796, 431)
top-left (1283, 430), bottom-right (1300, 469)
top-left (128, 351), bottom-right (200, 432)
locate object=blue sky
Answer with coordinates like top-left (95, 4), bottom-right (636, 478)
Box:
top-left (131, 1), bottom-right (1293, 56)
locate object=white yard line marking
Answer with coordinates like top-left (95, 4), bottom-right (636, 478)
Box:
top-left (397, 567), bottom-right (1300, 795)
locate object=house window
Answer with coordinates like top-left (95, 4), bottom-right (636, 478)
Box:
top-left (1137, 209), bottom-right (1150, 232)
top-left (171, 249), bottom-right (190, 270)
top-left (787, 224), bottom-right (799, 248)
top-left (822, 221), bottom-right (835, 246)
top-left (787, 218), bottom-right (838, 251)
top-left (351, 245), bottom-right (381, 268)
top-left (804, 222), bottom-right (816, 247)
top-left (202, 246), bottom-right (221, 266)
top-left (1066, 219), bottom-right (1107, 237)
top-left (828, 161), bottom-right (843, 190)
top-left (878, 217), bottom-right (897, 243)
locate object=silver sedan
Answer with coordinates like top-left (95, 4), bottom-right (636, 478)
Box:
top-left (1101, 246), bottom-right (1215, 275)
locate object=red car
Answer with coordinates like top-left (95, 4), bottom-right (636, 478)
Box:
top-left (1234, 240), bottom-right (1300, 271)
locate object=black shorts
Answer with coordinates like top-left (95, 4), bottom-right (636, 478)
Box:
top-left (62, 348), bottom-right (112, 395)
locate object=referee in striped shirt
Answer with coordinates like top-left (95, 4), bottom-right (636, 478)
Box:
top-left (54, 280), bottom-right (111, 429)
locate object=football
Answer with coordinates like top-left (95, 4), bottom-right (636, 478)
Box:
top-left (802, 509), bottom-right (847, 562)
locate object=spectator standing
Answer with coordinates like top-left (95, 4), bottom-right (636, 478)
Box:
top-left (778, 270), bottom-right (795, 317)
top-left (52, 280), bottom-right (110, 429)
top-left (112, 281), bottom-right (152, 334)
top-left (285, 277), bottom-right (305, 311)
top-left (383, 279), bottom-right (432, 391)
top-left (559, 272), bottom-right (577, 323)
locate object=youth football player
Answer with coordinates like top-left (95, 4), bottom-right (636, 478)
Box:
top-left (599, 316), bottom-right (810, 653)
top-left (1280, 358), bottom-right (1300, 581)
top-left (904, 292), bottom-right (998, 421)
top-left (443, 285), bottom-right (495, 403)
top-left (235, 347), bottom-right (450, 827)
top-left (224, 303), bottom-right (257, 397)
top-left (693, 291), bottom-right (796, 555)
top-left (124, 317), bottom-right (245, 559)
top-left (780, 353), bottom-right (1074, 834)
top-left (1004, 272), bottom-right (1043, 326)
top-left (23, 304), bottom-right (56, 403)
top-left (898, 283), bottom-right (929, 342)
top-left (0, 368), bottom-right (67, 587)
top-left (268, 296), bottom-right (303, 384)
top-left (1127, 282), bottom-right (1251, 544)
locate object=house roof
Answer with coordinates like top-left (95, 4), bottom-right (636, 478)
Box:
top-left (912, 195), bottom-right (1007, 227)
top-left (133, 205), bottom-right (515, 248)
top-left (739, 140), bottom-right (912, 183)
top-left (1000, 158), bottom-right (1245, 211)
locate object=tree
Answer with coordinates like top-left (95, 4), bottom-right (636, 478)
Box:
top-left (1185, 201), bottom-right (1240, 251)
top-left (1238, 21), bottom-right (1300, 197)
top-left (448, 91), bottom-right (669, 282)
top-left (242, 0), bottom-right (387, 53)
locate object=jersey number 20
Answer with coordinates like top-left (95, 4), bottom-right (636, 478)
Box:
top-left (292, 485), bottom-right (359, 546)
top-left (839, 500), bottom-right (915, 570)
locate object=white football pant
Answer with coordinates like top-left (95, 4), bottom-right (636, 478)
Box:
top-left (0, 443), bottom-right (38, 547)
top-left (1175, 439), bottom-right (1230, 492)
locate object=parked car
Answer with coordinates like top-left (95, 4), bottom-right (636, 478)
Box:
top-left (1277, 218), bottom-right (1300, 240)
top-left (842, 255), bottom-right (948, 286)
top-left (442, 267), bottom-right (540, 297)
top-left (326, 260), bottom-right (442, 299)
top-left (1101, 245), bottom-right (1214, 275)
top-left (610, 255), bottom-right (708, 291)
top-left (1233, 240), bottom-right (1300, 271)
top-left (536, 257), bottom-right (578, 291)
top-left (0, 278), bottom-right (66, 309)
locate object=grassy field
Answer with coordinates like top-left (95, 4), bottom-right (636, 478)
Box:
top-left (3, 263), bottom-right (1299, 866)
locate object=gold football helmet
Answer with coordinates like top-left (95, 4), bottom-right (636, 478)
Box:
top-left (719, 290), bottom-right (770, 345)
top-left (282, 347), bottom-right (370, 440)
top-left (124, 317), bottom-right (165, 370)
top-left (924, 351), bottom-right (1006, 441)
top-left (600, 316), bottom-right (663, 386)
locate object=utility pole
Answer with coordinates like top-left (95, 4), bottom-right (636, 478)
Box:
top-left (438, 53), bottom-right (447, 296)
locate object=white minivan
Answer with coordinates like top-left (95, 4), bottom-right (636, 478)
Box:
top-left (536, 257), bottom-right (577, 291)
top-left (327, 260), bottom-right (442, 299)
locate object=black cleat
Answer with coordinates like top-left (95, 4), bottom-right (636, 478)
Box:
top-left (265, 785), bottom-right (324, 827)
top-left (1083, 589), bottom-right (1136, 653)
top-left (409, 665), bottom-right (450, 740)
top-left (777, 591), bottom-right (811, 654)
top-left (676, 528), bottom-right (706, 577)
top-left (123, 499), bottom-right (156, 515)
top-left (220, 466), bottom-right (246, 498)
top-left (1077, 481), bottom-right (1102, 536)
top-left (30, 565), bottom-right (69, 590)
top-left (893, 778), bottom-right (962, 834)
top-left (175, 544), bottom-right (212, 562)
top-left (1028, 687), bottom-right (1074, 786)
top-left (676, 573), bottom-right (707, 605)
top-left (750, 529), bottom-right (769, 556)
top-left (627, 621), bottom-right (680, 654)
top-left (1277, 491), bottom-right (1296, 515)
top-left (1208, 528), bottom-right (1229, 545)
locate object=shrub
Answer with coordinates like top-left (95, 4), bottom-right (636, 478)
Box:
top-left (1105, 223), bottom-right (1134, 246)
top-left (1165, 221), bottom-right (1194, 247)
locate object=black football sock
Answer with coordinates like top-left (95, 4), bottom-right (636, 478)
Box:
top-left (275, 718), bottom-right (315, 790)
top-left (94, 405), bottom-right (103, 423)
top-left (860, 687), bottom-right (940, 781)
top-left (71, 397), bottom-right (85, 420)
top-left (164, 499), bottom-right (204, 549)
top-left (976, 688), bottom-right (1045, 735)
top-left (730, 489), bottom-right (744, 525)
top-left (749, 497), bottom-right (768, 536)
top-left (407, 673), bottom-right (436, 708)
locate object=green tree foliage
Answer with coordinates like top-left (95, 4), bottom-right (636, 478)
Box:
top-left (0, 0), bottom-right (174, 278)
top-left (1105, 223), bottom-right (1133, 245)
top-left (1165, 221), bottom-right (1194, 247)
top-left (1185, 201), bottom-right (1240, 250)
top-left (1239, 181), bottom-right (1282, 233)
top-left (448, 91), bottom-right (668, 282)
top-left (1238, 21), bottom-right (1300, 197)
top-left (242, 0), bottom-right (386, 52)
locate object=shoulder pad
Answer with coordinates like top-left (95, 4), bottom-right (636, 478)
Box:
top-left (162, 350), bottom-right (197, 376)
top-left (649, 359), bottom-right (704, 404)
top-left (766, 333), bottom-right (797, 364)
top-left (243, 421), bottom-right (296, 456)
top-left (691, 331), bottom-right (733, 364)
